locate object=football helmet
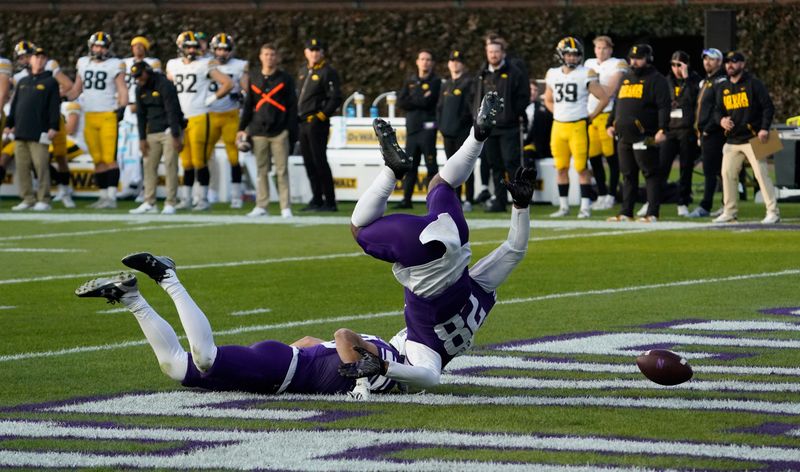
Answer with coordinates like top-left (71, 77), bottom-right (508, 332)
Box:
top-left (14, 40), bottom-right (36, 59)
top-left (210, 33), bottom-right (234, 63)
top-left (88, 32), bottom-right (113, 59)
top-left (176, 31), bottom-right (200, 59)
top-left (556, 36), bottom-right (583, 68)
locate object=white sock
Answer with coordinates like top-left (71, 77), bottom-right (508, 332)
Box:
top-left (231, 183), bottom-right (242, 201)
top-left (559, 196), bottom-right (569, 209)
top-left (159, 270), bottom-right (217, 372)
top-left (179, 186), bottom-right (190, 203)
top-left (122, 293), bottom-right (188, 382)
top-left (107, 185), bottom-right (117, 200)
top-left (58, 184), bottom-right (69, 195)
top-left (580, 197), bottom-right (591, 211)
top-left (199, 185), bottom-right (209, 202)
top-left (351, 166), bottom-right (395, 227)
top-left (439, 129), bottom-right (483, 188)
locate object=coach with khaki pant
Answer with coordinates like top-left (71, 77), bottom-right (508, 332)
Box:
top-left (238, 43), bottom-right (298, 218)
top-left (714, 51), bottom-right (779, 224)
top-left (4, 48), bottom-right (60, 211)
top-left (130, 61), bottom-right (185, 215)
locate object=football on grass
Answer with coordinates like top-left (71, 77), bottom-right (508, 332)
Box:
top-left (636, 349), bottom-right (693, 386)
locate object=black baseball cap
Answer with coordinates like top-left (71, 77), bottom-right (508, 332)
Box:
top-left (32, 47), bottom-right (46, 56)
top-left (724, 51), bottom-right (746, 63)
top-left (671, 50), bottom-right (690, 65)
top-left (304, 38), bottom-right (325, 50)
top-left (628, 44), bottom-right (652, 59)
top-left (130, 60), bottom-right (152, 78)
top-left (448, 50), bottom-right (465, 62)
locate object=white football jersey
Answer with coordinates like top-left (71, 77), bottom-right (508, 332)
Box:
top-left (12, 59), bottom-right (60, 85)
top-left (61, 99), bottom-right (86, 150)
top-left (122, 56), bottom-right (162, 103)
top-left (76, 56), bottom-right (126, 112)
top-left (0, 57), bottom-right (11, 78)
top-left (545, 65), bottom-right (598, 122)
top-left (166, 57), bottom-right (218, 118)
top-left (208, 57), bottom-right (248, 113)
top-left (584, 57), bottom-right (627, 114)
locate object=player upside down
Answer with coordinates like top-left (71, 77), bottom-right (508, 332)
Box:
top-left (76, 252), bottom-right (400, 396)
top-left (338, 92), bottom-right (535, 388)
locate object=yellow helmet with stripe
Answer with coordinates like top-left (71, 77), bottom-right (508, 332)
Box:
top-left (176, 31), bottom-right (200, 59)
top-left (87, 32), bottom-right (113, 59)
top-left (210, 33), bottom-right (234, 63)
top-left (14, 40), bottom-right (36, 60)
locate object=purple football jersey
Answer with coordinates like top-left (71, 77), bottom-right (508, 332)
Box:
top-left (404, 271), bottom-right (497, 367)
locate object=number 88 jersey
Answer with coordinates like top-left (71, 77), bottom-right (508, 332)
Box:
top-left (166, 57), bottom-right (218, 118)
top-left (545, 65), bottom-right (598, 122)
top-left (76, 56), bottom-right (125, 112)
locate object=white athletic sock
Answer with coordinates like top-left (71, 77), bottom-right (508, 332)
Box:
top-left (580, 197), bottom-right (591, 211)
top-left (107, 185), bottom-right (117, 200)
top-left (160, 270), bottom-right (217, 372)
top-left (179, 186), bottom-right (190, 203)
top-left (231, 183), bottom-right (242, 201)
top-left (351, 166), bottom-right (395, 227)
top-left (199, 185), bottom-right (208, 202)
top-left (438, 129), bottom-right (483, 187)
top-left (122, 293), bottom-right (188, 382)
top-left (559, 196), bottom-right (569, 209)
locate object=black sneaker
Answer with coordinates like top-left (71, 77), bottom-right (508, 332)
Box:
top-left (318, 203), bottom-right (338, 212)
top-left (300, 201), bottom-right (322, 212)
top-left (75, 272), bottom-right (138, 304)
top-left (121, 252), bottom-right (176, 283)
top-left (475, 189), bottom-right (492, 204)
top-left (474, 91), bottom-right (504, 140)
top-left (373, 118), bottom-right (412, 179)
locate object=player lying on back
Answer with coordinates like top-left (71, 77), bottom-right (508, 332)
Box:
top-left (340, 92), bottom-right (534, 389)
top-left (76, 253), bottom-right (401, 396)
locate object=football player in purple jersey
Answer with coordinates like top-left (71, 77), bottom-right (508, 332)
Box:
top-left (76, 253), bottom-right (399, 396)
top-left (339, 92), bottom-right (535, 389)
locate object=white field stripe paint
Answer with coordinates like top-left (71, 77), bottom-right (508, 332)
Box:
top-left (0, 252), bottom-right (365, 285)
top-left (497, 268), bottom-right (800, 307)
top-left (96, 308), bottom-right (128, 314)
top-left (3, 267), bottom-right (800, 361)
top-left (441, 374), bottom-right (800, 393)
top-left (1, 419), bottom-right (799, 468)
top-left (448, 355), bottom-right (800, 377)
top-left (0, 310), bottom-right (402, 362)
top-left (0, 306), bottom-right (14, 310)
top-left (0, 222), bottom-right (221, 242)
top-left (0, 248), bottom-right (87, 253)
top-left (500, 332), bottom-right (800, 358)
top-left (471, 229), bottom-right (654, 247)
top-left (48, 391), bottom-right (321, 421)
top-left (230, 308), bottom-right (272, 316)
top-left (671, 320), bottom-right (800, 331)
top-left (279, 392), bottom-right (800, 416)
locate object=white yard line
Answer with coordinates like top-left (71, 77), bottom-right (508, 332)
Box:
top-left (2, 267), bottom-right (798, 363)
top-left (0, 248), bottom-right (87, 253)
top-left (0, 222), bottom-right (222, 242)
top-left (230, 308), bottom-right (272, 316)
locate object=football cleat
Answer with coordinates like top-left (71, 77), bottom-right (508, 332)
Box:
top-left (121, 252), bottom-right (176, 283)
top-left (373, 118), bottom-right (411, 180)
top-left (474, 91), bottom-right (503, 140)
top-left (577, 207), bottom-right (591, 219)
top-left (75, 272), bottom-right (138, 304)
top-left (550, 206), bottom-right (569, 218)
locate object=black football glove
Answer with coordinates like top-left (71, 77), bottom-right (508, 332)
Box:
top-left (115, 106), bottom-right (126, 123)
top-left (474, 92), bottom-right (504, 141)
top-left (337, 346), bottom-right (387, 378)
top-left (502, 166), bottom-right (537, 208)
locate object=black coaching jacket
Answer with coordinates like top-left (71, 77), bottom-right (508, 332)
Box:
top-left (713, 71), bottom-right (774, 145)
top-left (297, 60), bottom-right (342, 122)
top-left (240, 68), bottom-right (298, 141)
top-left (608, 65), bottom-right (671, 143)
top-left (135, 72), bottom-right (184, 138)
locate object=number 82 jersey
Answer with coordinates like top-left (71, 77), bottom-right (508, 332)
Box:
top-left (76, 56), bottom-right (126, 113)
top-left (545, 65), bottom-right (598, 122)
top-left (166, 57), bottom-right (218, 118)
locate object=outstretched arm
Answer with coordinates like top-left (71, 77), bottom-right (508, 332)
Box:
top-left (469, 167), bottom-right (534, 293)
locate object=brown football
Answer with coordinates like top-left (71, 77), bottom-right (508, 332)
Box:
top-left (636, 349), bottom-right (693, 386)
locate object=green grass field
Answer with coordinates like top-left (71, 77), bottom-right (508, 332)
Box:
top-left (1, 198), bottom-right (800, 471)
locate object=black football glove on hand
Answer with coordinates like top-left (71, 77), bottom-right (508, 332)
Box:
top-left (503, 166), bottom-right (537, 208)
top-left (474, 91), bottom-right (504, 141)
top-left (115, 106), bottom-right (126, 123)
top-left (338, 346), bottom-right (387, 378)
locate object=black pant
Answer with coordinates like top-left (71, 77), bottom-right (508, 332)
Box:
top-left (483, 127), bottom-right (521, 206)
top-left (618, 140), bottom-right (661, 217)
top-left (699, 131), bottom-right (725, 211)
top-left (400, 128), bottom-right (438, 204)
top-left (659, 128), bottom-right (698, 206)
top-left (299, 120), bottom-right (335, 206)
top-left (443, 129), bottom-right (474, 203)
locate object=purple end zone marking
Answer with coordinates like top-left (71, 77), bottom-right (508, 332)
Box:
top-left (760, 307), bottom-right (800, 317)
top-left (637, 319), bottom-right (708, 329)
top-left (729, 422), bottom-right (800, 436)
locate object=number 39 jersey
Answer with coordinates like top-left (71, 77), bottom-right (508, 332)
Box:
top-left (76, 56), bottom-right (125, 112)
top-left (545, 65), bottom-right (598, 122)
top-left (166, 57), bottom-right (218, 118)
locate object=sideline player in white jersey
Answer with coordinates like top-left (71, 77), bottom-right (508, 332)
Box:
top-left (0, 53), bottom-right (15, 192)
top-left (12, 41), bottom-right (76, 205)
top-left (67, 32), bottom-right (128, 209)
top-left (122, 36), bottom-right (162, 200)
top-left (166, 31), bottom-right (232, 211)
top-left (584, 35), bottom-right (627, 210)
top-left (544, 36), bottom-right (608, 218)
top-left (207, 33), bottom-right (249, 209)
